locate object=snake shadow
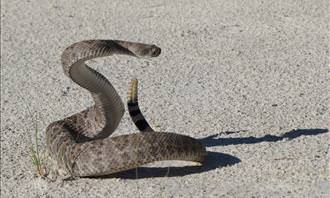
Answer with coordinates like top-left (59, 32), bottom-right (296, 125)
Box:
top-left (200, 128), bottom-right (328, 147)
top-left (96, 128), bottom-right (328, 179)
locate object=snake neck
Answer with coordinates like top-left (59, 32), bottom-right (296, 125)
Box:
top-left (68, 61), bottom-right (124, 139)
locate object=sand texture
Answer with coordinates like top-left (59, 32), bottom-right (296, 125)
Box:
top-left (1, 0), bottom-right (329, 197)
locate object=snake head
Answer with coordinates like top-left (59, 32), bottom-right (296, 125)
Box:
top-left (128, 44), bottom-right (161, 58)
top-left (114, 40), bottom-right (161, 58)
top-left (137, 45), bottom-right (161, 57)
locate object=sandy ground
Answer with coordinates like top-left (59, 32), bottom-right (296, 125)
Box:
top-left (1, 0), bottom-right (329, 197)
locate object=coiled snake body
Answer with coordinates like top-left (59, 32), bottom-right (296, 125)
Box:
top-left (46, 40), bottom-right (206, 177)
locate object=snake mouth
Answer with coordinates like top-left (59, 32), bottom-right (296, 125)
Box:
top-left (150, 45), bottom-right (161, 57)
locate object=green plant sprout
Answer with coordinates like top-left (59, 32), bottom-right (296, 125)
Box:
top-left (17, 91), bottom-right (48, 178)
top-left (29, 120), bottom-right (47, 177)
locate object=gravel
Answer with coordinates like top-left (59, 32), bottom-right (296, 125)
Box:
top-left (1, 0), bottom-right (329, 197)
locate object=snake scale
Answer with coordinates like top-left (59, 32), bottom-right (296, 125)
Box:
top-left (45, 40), bottom-right (206, 177)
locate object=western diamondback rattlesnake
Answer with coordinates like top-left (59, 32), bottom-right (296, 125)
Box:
top-left (45, 40), bottom-right (206, 177)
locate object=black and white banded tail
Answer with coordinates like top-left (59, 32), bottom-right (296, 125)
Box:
top-left (127, 79), bottom-right (154, 132)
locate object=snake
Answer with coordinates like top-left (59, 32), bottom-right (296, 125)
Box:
top-left (45, 40), bottom-right (207, 177)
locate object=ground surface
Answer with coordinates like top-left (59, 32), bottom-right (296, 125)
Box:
top-left (1, 0), bottom-right (329, 197)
